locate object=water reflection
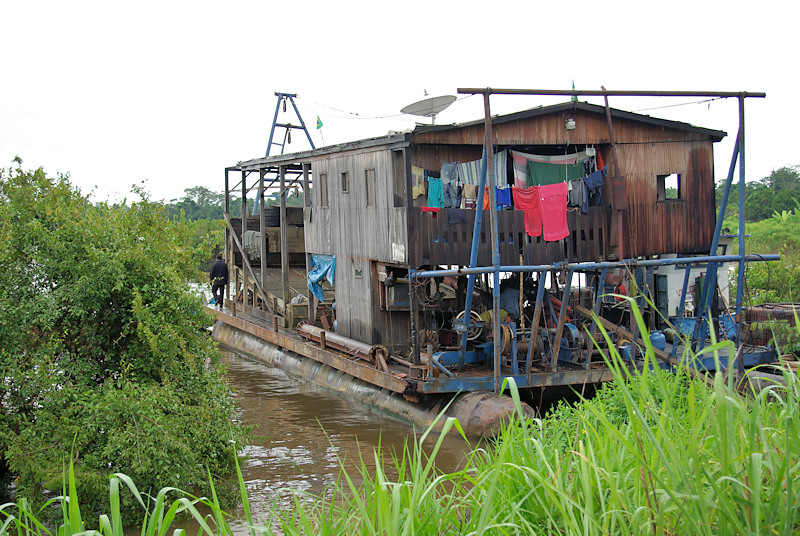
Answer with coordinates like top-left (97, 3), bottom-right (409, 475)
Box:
top-left (221, 348), bottom-right (473, 530)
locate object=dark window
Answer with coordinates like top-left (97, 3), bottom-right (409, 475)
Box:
top-left (365, 169), bottom-right (376, 207)
top-left (341, 171), bottom-right (349, 193)
top-left (318, 173), bottom-right (329, 207)
top-left (657, 173), bottom-right (681, 201)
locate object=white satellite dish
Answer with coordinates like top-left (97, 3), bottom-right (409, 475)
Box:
top-left (400, 95), bottom-right (456, 123)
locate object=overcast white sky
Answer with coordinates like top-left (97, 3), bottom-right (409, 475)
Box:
top-left (1, 0), bottom-right (796, 203)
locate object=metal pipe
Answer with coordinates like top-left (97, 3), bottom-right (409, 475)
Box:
top-left (458, 150), bottom-right (489, 370)
top-left (412, 254), bottom-right (779, 280)
top-left (431, 355), bottom-right (454, 378)
top-left (297, 322), bottom-right (379, 361)
top-left (457, 88), bottom-right (766, 99)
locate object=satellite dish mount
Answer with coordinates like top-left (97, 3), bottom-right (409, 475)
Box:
top-left (400, 95), bottom-right (457, 125)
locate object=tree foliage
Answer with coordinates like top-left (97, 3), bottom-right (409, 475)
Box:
top-left (716, 165), bottom-right (800, 224)
top-left (0, 161), bottom-right (244, 516)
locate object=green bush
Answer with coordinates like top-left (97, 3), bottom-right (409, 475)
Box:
top-left (0, 161), bottom-right (244, 518)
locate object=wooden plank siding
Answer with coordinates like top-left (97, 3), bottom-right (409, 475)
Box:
top-left (411, 106), bottom-right (721, 147)
top-left (407, 206), bottom-right (611, 268)
top-left (303, 147), bottom-right (409, 346)
top-left (609, 141), bottom-right (716, 257)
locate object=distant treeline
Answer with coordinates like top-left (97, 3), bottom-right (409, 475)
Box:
top-left (717, 165), bottom-right (800, 223)
top-left (160, 185), bottom-right (306, 221)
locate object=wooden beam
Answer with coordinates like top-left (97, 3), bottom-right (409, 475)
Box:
top-left (280, 165), bottom-right (291, 326)
top-left (224, 213), bottom-right (274, 313)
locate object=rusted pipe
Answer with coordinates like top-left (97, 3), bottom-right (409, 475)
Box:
top-left (298, 322), bottom-right (386, 368)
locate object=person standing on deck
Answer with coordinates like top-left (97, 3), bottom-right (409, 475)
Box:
top-left (209, 254), bottom-right (229, 309)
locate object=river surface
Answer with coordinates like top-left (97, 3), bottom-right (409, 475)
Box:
top-left (220, 348), bottom-right (475, 532)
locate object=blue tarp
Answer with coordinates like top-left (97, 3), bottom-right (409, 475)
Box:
top-left (308, 254), bottom-right (335, 302)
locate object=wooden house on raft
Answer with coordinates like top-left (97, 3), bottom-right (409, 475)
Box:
top-left (224, 100), bottom-right (726, 361)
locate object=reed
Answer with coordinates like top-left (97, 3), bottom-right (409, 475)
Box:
top-left (3, 303), bottom-right (799, 535)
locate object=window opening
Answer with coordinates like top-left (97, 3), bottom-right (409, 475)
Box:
top-left (318, 173), bottom-right (329, 207)
top-left (657, 173), bottom-right (681, 201)
top-left (365, 169), bottom-right (375, 207)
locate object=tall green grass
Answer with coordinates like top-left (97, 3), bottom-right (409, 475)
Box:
top-left (3, 305), bottom-right (799, 535)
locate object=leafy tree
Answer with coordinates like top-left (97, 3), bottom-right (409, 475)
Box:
top-left (0, 161), bottom-right (244, 517)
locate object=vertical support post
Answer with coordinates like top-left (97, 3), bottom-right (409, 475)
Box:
top-left (410, 272), bottom-right (421, 366)
top-left (527, 272), bottom-right (549, 374)
top-left (258, 168), bottom-right (268, 312)
top-left (224, 168), bottom-right (231, 304)
top-left (550, 268), bottom-right (575, 370)
top-left (458, 151), bottom-right (488, 370)
top-left (280, 165), bottom-right (291, 327)
top-left (224, 168), bottom-right (230, 215)
top-left (241, 171), bottom-right (247, 243)
top-left (583, 268), bottom-right (608, 367)
top-left (302, 163), bottom-right (316, 322)
top-left (735, 96), bottom-right (746, 365)
top-left (241, 171), bottom-right (248, 303)
top-left (482, 90), bottom-right (502, 394)
top-left (602, 89), bottom-right (626, 265)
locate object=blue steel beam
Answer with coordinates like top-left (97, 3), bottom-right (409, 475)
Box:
top-left (457, 151), bottom-right (488, 371)
top-left (412, 255), bottom-right (779, 281)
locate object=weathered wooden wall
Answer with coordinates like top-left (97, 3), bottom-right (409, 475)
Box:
top-left (610, 141), bottom-right (716, 257)
top-left (305, 147), bottom-right (409, 344)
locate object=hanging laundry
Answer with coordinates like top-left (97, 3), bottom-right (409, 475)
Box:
top-left (526, 159), bottom-right (584, 186)
top-left (448, 208), bottom-right (467, 225)
top-left (483, 187), bottom-right (491, 210)
top-left (440, 162), bottom-right (458, 185)
top-left (495, 187), bottom-right (512, 208)
top-left (568, 178), bottom-right (588, 213)
top-left (512, 186), bottom-right (542, 237)
top-left (584, 170), bottom-right (604, 207)
top-left (594, 145), bottom-right (606, 176)
top-left (540, 182), bottom-right (570, 241)
top-left (511, 150), bottom-right (590, 186)
top-left (457, 151), bottom-right (508, 188)
top-left (426, 176), bottom-right (444, 208)
top-left (420, 206), bottom-right (441, 213)
top-left (411, 166), bottom-right (426, 199)
top-left (462, 183), bottom-right (478, 209)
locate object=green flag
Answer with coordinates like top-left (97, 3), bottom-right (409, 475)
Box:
top-left (316, 115), bottom-right (323, 129)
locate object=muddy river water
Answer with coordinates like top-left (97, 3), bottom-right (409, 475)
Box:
top-left (220, 348), bottom-right (475, 531)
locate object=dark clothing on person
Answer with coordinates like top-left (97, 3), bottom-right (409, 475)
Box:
top-left (209, 258), bottom-right (229, 308)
